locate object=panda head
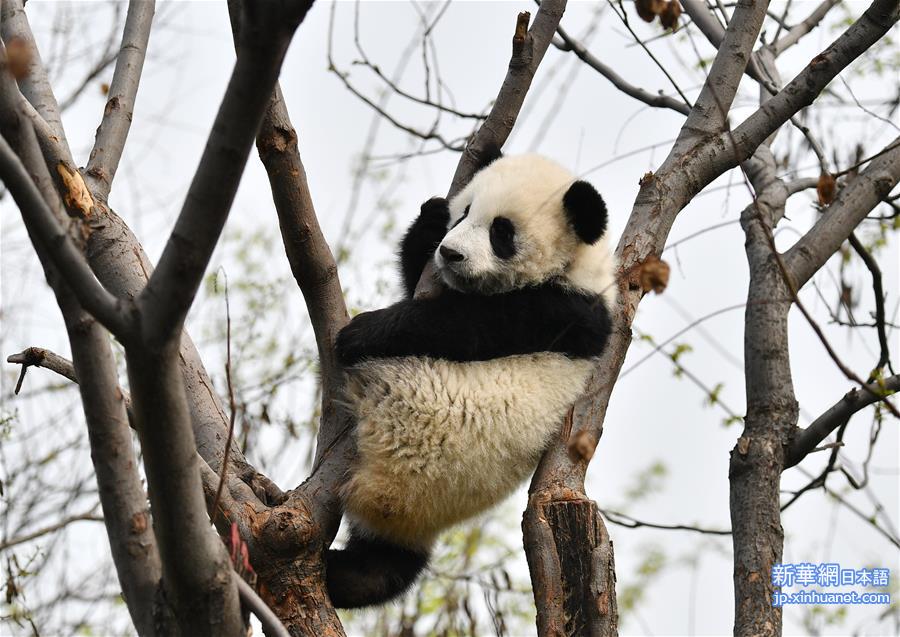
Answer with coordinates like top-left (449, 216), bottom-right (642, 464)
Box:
top-left (435, 154), bottom-right (616, 303)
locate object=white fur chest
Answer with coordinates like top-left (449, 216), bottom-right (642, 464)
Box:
top-left (341, 353), bottom-right (594, 547)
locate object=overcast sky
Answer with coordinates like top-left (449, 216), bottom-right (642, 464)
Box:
top-left (1, 1), bottom-right (898, 635)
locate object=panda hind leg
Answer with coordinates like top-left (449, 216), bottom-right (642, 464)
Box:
top-left (325, 527), bottom-right (430, 609)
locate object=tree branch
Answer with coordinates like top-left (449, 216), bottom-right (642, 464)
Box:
top-left (681, 0), bottom-right (770, 137)
top-left (553, 22), bottom-right (691, 116)
top-left (0, 0), bottom-right (70, 148)
top-left (447, 1), bottom-right (566, 196)
top-left (730, 0), bottom-right (900, 161)
top-left (0, 509), bottom-right (104, 551)
top-left (85, 0), bottom-right (156, 200)
top-left (847, 232), bottom-right (895, 375)
top-left (772, 0), bottom-right (842, 57)
top-left (415, 2), bottom-right (567, 298)
top-left (785, 374), bottom-right (900, 468)
top-left (0, 131), bottom-right (133, 337)
top-left (784, 135), bottom-right (900, 287)
top-left (138, 2), bottom-right (314, 348)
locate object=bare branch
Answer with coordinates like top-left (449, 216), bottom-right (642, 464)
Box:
top-left (601, 509), bottom-right (732, 535)
top-left (0, 0), bottom-right (70, 148)
top-left (235, 577), bottom-right (291, 637)
top-left (8, 347), bottom-right (77, 388)
top-left (138, 2), bottom-right (314, 348)
top-left (447, 1), bottom-right (566, 196)
top-left (682, 0), bottom-right (770, 137)
top-left (681, 0), bottom-right (725, 46)
top-left (85, 0), bottom-right (155, 200)
top-left (254, 84), bottom-right (348, 402)
top-left (553, 23), bottom-right (691, 116)
top-left (847, 232), bottom-right (895, 375)
top-left (0, 509), bottom-right (104, 551)
top-left (415, 2), bottom-right (567, 299)
top-left (772, 0), bottom-right (842, 57)
top-left (785, 375), bottom-right (900, 469)
top-left (731, 0), bottom-right (900, 160)
top-left (785, 135), bottom-right (900, 287)
top-left (0, 131), bottom-right (133, 336)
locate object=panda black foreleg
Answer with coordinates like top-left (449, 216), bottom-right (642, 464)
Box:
top-left (398, 197), bottom-right (450, 297)
top-left (326, 528), bottom-right (430, 608)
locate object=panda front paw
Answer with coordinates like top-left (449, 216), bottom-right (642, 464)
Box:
top-left (419, 197), bottom-right (450, 224)
top-left (336, 312), bottom-right (380, 366)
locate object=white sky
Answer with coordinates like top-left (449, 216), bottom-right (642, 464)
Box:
top-left (1, 1), bottom-right (898, 635)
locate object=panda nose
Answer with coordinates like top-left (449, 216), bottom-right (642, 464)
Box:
top-left (439, 246), bottom-right (465, 262)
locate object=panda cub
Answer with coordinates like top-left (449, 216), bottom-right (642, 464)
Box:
top-left (327, 152), bottom-right (616, 609)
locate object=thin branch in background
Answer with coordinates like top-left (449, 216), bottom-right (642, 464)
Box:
top-left (0, 133), bottom-right (132, 337)
top-left (771, 0), bottom-right (842, 57)
top-left (847, 233), bottom-right (895, 376)
top-left (552, 20), bottom-right (691, 115)
top-left (211, 271), bottom-right (237, 526)
top-left (0, 509), bottom-right (104, 552)
top-left (326, 1), bottom-right (465, 152)
top-left (834, 139), bottom-right (900, 179)
top-left (788, 467), bottom-right (900, 548)
top-left (633, 328), bottom-right (742, 420)
top-left (785, 374), bottom-right (900, 469)
top-left (601, 509), bottom-right (732, 535)
top-left (620, 302), bottom-right (746, 379)
top-left (771, 0), bottom-right (794, 43)
top-left (839, 76), bottom-right (900, 134)
top-left (609, 0), bottom-right (692, 108)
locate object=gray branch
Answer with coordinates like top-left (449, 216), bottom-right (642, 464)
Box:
top-left (0, 0), bottom-right (70, 149)
top-left (772, 0), bottom-right (842, 57)
top-left (553, 23), bottom-right (691, 116)
top-left (0, 131), bottom-right (132, 336)
top-left (85, 0), bottom-right (156, 200)
top-left (0, 509), bottom-right (103, 551)
top-left (681, 0), bottom-right (770, 137)
top-left (448, 1), bottom-right (566, 196)
top-left (731, 0), bottom-right (900, 161)
top-left (784, 135), bottom-right (900, 287)
top-left (415, 2), bottom-right (567, 298)
top-left (786, 375), bottom-right (900, 469)
top-left (138, 2), bottom-right (314, 348)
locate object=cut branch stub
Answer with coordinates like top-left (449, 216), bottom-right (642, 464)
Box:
top-left (512, 11), bottom-right (531, 58)
top-left (524, 498), bottom-right (618, 637)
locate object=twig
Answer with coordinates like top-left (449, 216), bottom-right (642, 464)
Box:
top-left (0, 133), bottom-right (132, 336)
top-left (0, 509), bottom-right (104, 551)
top-left (785, 374), bottom-right (900, 468)
top-left (553, 22), bottom-right (691, 116)
top-left (610, 0), bottom-right (692, 109)
top-left (772, 0), bottom-right (841, 57)
top-left (85, 0), bottom-right (156, 200)
top-left (847, 233), bottom-right (894, 375)
top-left (235, 577), bottom-right (290, 637)
top-left (601, 509), bottom-right (731, 535)
top-left (211, 272), bottom-right (237, 526)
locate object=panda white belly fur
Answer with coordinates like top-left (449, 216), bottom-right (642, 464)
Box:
top-left (341, 353), bottom-right (594, 548)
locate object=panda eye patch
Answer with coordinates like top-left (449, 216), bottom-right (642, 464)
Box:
top-left (451, 205), bottom-right (470, 229)
top-left (489, 216), bottom-right (516, 259)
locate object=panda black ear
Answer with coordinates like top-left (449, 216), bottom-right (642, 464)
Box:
top-left (563, 180), bottom-right (607, 244)
top-left (472, 143), bottom-right (503, 174)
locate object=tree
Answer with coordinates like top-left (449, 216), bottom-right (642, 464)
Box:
top-left (1, 0), bottom-right (898, 635)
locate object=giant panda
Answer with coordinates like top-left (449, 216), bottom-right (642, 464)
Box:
top-left (326, 152), bottom-right (617, 609)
